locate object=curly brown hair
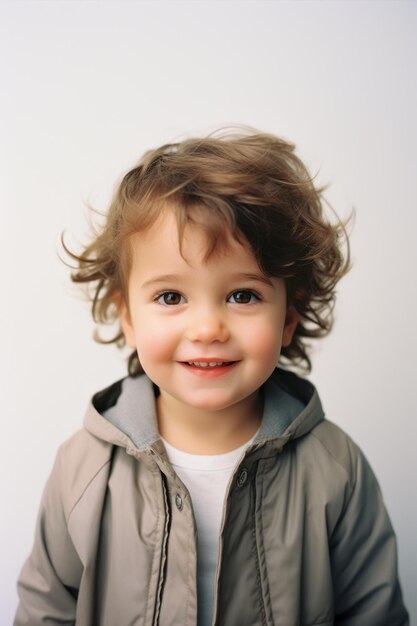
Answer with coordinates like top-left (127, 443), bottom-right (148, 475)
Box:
top-left (66, 128), bottom-right (350, 375)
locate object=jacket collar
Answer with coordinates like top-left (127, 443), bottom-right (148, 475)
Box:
top-left (84, 369), bottom-right (324, 453)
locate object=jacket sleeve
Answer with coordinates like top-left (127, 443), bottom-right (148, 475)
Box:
top-left (331, 446), bottom-right (409, 625)
top-left (14, 448), bottom-right (82, 625)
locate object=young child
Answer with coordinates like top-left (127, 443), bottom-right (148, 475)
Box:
top-left (15, 130), bottom-right (408, 626)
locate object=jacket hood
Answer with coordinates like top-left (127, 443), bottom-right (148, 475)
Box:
top-left (84, 369), bottom-right (325, 454)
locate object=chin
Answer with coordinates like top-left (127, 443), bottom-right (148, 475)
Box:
top-left (184, 392), bottom-right (248, 413)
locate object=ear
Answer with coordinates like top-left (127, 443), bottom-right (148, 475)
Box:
top-left (114, 292), bottom-right (137, 349)
top-left (281, 306), bottom-right (299, 348)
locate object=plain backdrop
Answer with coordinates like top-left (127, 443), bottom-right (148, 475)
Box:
top-left (1, 1), bottom-right (416, 623)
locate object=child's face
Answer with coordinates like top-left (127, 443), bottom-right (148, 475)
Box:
top-left (120, 210), bottom-right (298, 417)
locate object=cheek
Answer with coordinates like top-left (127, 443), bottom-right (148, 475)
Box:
top-left (134, 323), bottom-right (178, 366)
top-left (245, 316), bottom-right (285, 360)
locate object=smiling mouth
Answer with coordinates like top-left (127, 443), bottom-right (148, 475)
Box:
top-left (183, 360), bottom-right (237, 369)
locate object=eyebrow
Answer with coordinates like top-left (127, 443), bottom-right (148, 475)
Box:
top-left (230, 272), bottom-right (274, 287)
top-left (141, 274), bottom-right (184, 288)
top-left (141, 272), bottom-right (274, 289)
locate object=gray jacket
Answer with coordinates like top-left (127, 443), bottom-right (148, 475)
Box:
top-left (15, 369), bottom-right (409, 625)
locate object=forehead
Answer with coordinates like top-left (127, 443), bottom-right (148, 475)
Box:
top-left (127, 209), bottom-right (260, 276)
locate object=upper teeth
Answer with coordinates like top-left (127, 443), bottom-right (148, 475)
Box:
top-left (187, 361), bottom-right (228, 368)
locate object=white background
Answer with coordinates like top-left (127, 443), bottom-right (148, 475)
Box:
top-left (1, 1), bottom-right (416, 623)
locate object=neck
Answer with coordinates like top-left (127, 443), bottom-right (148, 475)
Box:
top-left (156, 391), bottom-right (263, 454)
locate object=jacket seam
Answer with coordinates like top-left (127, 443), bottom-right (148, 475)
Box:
top-left (156, 474), bottom-right (170, 622)
top-left (66, 456), bottom-right (113, 523)
top-left (145, 466), bottom-right (163, 626)
top-left (308, 431), bottom-right (361, 533)
top-left (251, 467), bottom-right (268, 626)
top-left (185, 502), bottom-right (193, 626)
top-left (309, 431), bottom-right (355, 494)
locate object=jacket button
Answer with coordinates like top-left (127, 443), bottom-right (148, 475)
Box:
top-left (236, 467), bottom-right (248, 489)
top-left (175, 493), bottom-right (183, 511)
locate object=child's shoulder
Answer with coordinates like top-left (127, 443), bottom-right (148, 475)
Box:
top-left (272, 370), bottom-right (367, 488)
top-left (305, 417), bottom-right (376, 494)
top-left (51, 426), bottom-right (114, 520)
top-left (59, 425), bottom-right (113, 466)
top-left (311, 418), bottom-right (360, 464)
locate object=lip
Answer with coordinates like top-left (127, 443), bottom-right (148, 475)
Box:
top-left (178, 359), bottom-right (240, 379)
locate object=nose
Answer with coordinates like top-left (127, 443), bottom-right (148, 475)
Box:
top-left (185, 308), bottom-right (230, 344)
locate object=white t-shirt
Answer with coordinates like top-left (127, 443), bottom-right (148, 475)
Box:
top-left (162, 435), bottom-right (257, 626)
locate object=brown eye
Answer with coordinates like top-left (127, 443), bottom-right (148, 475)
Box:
top-left (228, 290), bottom-right (258, 304)
top-left (157, 292), bottom-right (185, 305)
